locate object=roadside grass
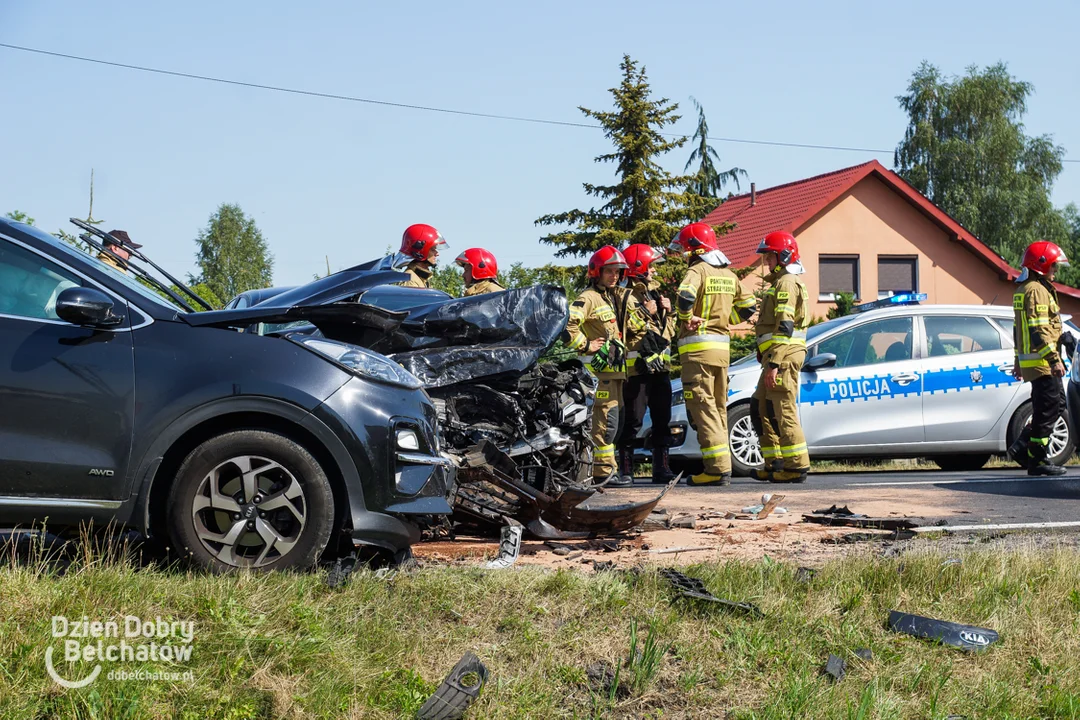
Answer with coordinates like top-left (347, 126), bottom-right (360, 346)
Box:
top-left (3, 539), bottom-right (1080, 718)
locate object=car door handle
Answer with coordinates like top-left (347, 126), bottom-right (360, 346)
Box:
top-left (890, 372), bottom-right (919, 386)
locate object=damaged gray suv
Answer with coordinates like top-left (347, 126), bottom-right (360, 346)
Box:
top-left (0, 219), bottom-right (452, 571)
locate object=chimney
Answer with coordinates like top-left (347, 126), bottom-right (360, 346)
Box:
top-left (750, 183), bottom-right (756, 206)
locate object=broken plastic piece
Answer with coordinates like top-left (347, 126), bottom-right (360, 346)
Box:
top-left (795, 567), bottom-right (816, 584)
top-left (485, 526), bottom-right (523, 570)
top-left (326, 554), bottom-right (357, 589)
top-left (824, 654), bottom-right (846, 682)
top-left (854, 648), bottom-right (873, 661)
top-left (416, 651), bottom-right (489, 720)
top-left (659, 568), bottom-right (764, 618)
top-left (887, 610), bottom-right (999, 652)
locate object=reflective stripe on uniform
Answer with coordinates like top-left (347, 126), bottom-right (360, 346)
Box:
top-left (781, 443), bottom-right (808, 457)
top-left (1018, 352), bottom-right (1049, 368)
top-left (677, 333), bottom-right (730, 355)
top-left (761, 446), bottom-right (781, 459)
top-left (701, 444), bottom-right (729, 459)
top-left (594, 444), bottom-right (615, 458)
top-left (735, 297), bottom-right (755, 309)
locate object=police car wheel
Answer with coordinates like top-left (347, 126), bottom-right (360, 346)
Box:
top-left (728, 404), bottom-right (764, 477)
top-left (1007, 403), bottom-right (1075, 466)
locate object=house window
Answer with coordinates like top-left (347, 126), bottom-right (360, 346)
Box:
top-left (878, 256), bottom-right (918, 299)
top-left (819, 256), bottom-right (859, 302)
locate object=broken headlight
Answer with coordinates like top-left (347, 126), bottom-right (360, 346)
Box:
top-left (296, 337), bottom-right (423, 389)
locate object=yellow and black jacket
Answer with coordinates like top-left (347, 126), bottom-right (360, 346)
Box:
top-left (397, 262), bottom-right (432, 289)
top-left (564, 285), bottom-right (646, 380)
top-left (463, 279), bottom-right (505, 297)
top-left (676, 261), bottom-right (756, 363)
top-left (755, 269), bottom-right (810, 368)
top-left (1014, 275), bottom-right (1062, 381)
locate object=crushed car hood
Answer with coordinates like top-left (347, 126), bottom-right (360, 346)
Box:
top-left (183, 258), bottom-right (569, 388)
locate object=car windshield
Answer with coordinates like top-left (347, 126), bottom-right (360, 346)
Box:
top-left (22, 224), bottom-right (187, 313)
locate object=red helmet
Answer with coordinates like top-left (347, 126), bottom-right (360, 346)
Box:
top-left (622, 244), bottom-right (665, 278)
top-left (756, 230), bottom-right (800, 266)
top-left (455, 247), bottom-right (498, 280)
top-left (1022, 240), bottom-right (1069, 276)
top-left (587, 245), bottom-right (628, 279)
top-left (669, 222), bottom-right (718, 255)
top-left (400, 223), bottom-right (447, 261)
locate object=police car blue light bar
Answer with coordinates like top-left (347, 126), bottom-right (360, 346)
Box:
top-left (852, 293), bottom-right (927, 313)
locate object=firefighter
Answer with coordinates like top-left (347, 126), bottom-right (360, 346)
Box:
top-left (397, 223), bottom-right (447, 288)
top-left (616, 244), bottom-right (679, 484)
top-left (669, 223), bottom-right (756, 486)
top-left (98, 230), bottom-right (141, 273)
top-left (456, 248), bottom-right (506, 296)
top-left (753, 230), bottom-right (810, 483)
top-left (1010, 240), bottom-right (1071, 476)
top-left (563, 246), bottom-right (646, 487)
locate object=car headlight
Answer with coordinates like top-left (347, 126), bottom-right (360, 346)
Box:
top-left (295, 337), bottom-right (423, 390)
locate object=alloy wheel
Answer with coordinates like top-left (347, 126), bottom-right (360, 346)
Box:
top-left (191, 455), bottom-right (307, 568)
top-left (730, 414), bottom-right (764, 468)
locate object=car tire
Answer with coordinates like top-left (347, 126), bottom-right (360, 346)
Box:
top-left (1007, 401), bottom-right (1076, 466)
top-left (930, 454), bottom-right (991, 472)
top-left (728, 403), bottom-right (765, 478)
top-left (167, 430), bottom-right (334, 573)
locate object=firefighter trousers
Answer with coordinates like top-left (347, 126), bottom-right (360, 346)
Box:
top-left (681, 356), bottom-right (730, 475)
top-left (592, 378), bottom-right (624, 479)
top-left (753, 357), bottom-right (808, 471)
top-left (1028, 375), bottom-right (1066, 464)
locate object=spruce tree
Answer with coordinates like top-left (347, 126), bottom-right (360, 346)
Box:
top-left (535, 55), bottom-right (714, 258)
top-left (684, 97), bottom-right (747, 199)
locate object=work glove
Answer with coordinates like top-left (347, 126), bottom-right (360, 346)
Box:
top-left (636, 330), bottom-right (671, 374)
top-left (1060, 333), bottom-right (1077, 362)
top-left (591, 338), bottom-right (626, 372)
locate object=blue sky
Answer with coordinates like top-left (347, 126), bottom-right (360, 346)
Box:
top-left (2, 0), bottom-right (1078, 289)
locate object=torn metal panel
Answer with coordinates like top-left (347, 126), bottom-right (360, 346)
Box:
top-left (452, 441), bottom-right (676, 539)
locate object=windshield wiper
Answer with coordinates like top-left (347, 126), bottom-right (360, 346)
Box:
top-left (70, 218), bottom-right (215, 312)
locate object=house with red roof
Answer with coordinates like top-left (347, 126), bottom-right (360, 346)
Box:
top-left (703, 159), bottom-right (1080, 318)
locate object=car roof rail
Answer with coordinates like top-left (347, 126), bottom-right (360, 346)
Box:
top-left (852, 293), bottom-right (927, 314)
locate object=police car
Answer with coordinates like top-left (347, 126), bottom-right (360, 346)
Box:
top-left (638, 294), bottom-right (1078, 476)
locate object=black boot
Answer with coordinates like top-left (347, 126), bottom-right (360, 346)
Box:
top-left (609, 449), bottom-right (633, 487)
top-left (651, 448), bottom-right (677, 484)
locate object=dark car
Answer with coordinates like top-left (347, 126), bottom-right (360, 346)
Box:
top-left (0, 218), bottom-right (452, 571)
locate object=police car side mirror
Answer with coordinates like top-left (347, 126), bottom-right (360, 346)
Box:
top-left (804, 353), bottom-right (836, 371)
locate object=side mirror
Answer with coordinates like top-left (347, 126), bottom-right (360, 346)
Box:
top-left (804, 352), bottom-right (837, 371)
top-left (55, 287), bottom-right (123, 327)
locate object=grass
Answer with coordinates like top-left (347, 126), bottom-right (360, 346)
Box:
top-left (3, 538), bottom-right (1080, 718)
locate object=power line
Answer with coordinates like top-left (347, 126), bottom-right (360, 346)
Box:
top-left (2, 41), bottom-right (1078, 163)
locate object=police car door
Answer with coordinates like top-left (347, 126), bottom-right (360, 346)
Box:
top-left (800, 315), bottom-right (924, 448)
top-left (918, 314), bottom-right (1016, 442)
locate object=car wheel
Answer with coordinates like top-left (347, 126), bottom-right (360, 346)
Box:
top-left (1008, 402), bottom-right (1076, 466)
top-left (728, 404), bottom-right (764, 477)
top-left (930, 454), bottom-right (991, 472)
top-left (167, 430), bottom-right (334, 572)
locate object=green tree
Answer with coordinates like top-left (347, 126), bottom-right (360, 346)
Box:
top-left (427, 263), bottom-right (465, 297)
top-left (684, 97), bottom-right (747, 199)
top-left (191, 203), bottom-right (274, 302)
top-left (894, 62), bottom-right (1067, 266)
top-left (5, 210), bottom-right (35, 225)
top-left (535, 55), bottom-right (714, 258)
top-left (1054, 203), bottom-right (1080, 288)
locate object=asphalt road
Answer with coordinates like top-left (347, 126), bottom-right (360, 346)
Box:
top-left (621, 467), bottom-right (1080, 528)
